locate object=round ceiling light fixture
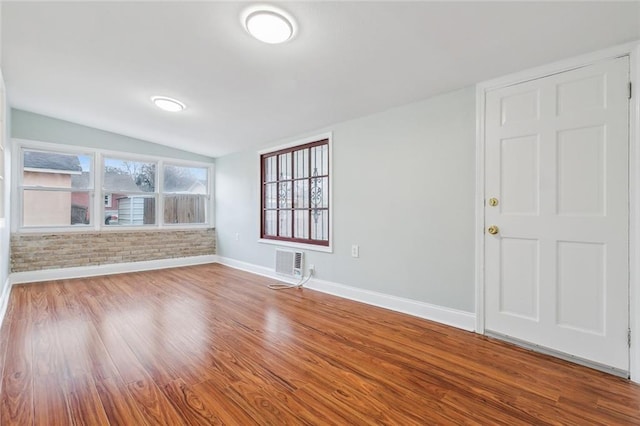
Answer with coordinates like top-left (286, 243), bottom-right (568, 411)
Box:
top-left (245, 9), bottom-right (294, 44)
top-left (151, 96), bottom-right (186, 112)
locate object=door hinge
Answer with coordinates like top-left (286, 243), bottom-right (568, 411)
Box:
top-left (628, 328), bottom-right (632, 347)
top-left (629, 82), bottom-right (633, 100)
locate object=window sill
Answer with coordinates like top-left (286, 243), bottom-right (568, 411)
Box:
top-left (258, 238), bottom-right (332, 253)
top-left (16, 224), bottom-right (214, 234)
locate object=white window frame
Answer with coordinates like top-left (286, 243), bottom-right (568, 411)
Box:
top-left (12, 139), bottom-right (214, 233)
top-left (257, 132), bottom-right (333, 253)
top-left (102, 154), bottom-right (159, 228)
top-left (16, 142), bottom-right (95, 230)
top-left (162, 163), bottom-right (211, 226)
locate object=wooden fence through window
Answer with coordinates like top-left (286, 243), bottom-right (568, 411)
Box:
top-left (163, 195), bottom-right (206, 224)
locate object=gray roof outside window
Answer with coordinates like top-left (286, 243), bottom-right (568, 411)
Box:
top-left (23, 150), bottom-right (82, 172)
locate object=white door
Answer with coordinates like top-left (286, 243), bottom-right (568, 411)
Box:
top-left (484, 56), bottom-right (630, 372)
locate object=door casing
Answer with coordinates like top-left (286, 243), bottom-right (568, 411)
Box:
top-left (475, 40), bottom-right (640, 382)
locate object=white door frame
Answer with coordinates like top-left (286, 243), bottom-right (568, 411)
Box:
top-left (475, 40), bottom-right (640, 382)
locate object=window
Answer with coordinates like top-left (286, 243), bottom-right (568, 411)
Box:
top-left (103, 157), bottom-right (156, 226)
top-left (16, 141), bottom-right (213, 231)
top-left (163, 164), bottom-right (209, 224)
top-left (21, 148), bottom-right (93, 227)
top-left (261, 138), bottom-right (330, 246)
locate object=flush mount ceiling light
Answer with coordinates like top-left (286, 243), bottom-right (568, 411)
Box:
top-left (151, 96), bottom-right (186, 112)
top-left (245, 9), bottom-right (294, 44)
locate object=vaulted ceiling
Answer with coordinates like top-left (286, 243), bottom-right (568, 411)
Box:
top-left (3, 2), bottom-right (640, 158)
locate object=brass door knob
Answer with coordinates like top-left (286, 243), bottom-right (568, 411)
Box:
top-left (487, 225), bottom-right (499, 235)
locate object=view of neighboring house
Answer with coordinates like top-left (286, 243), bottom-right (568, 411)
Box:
top-left (104, 174), bottom-right (144, 225)
top-left (23, 150), bottom-right (83, 226)
top-left (72, 171), bottom-right (143, 225)
top-left (24, 151), bottom-right (207, 226)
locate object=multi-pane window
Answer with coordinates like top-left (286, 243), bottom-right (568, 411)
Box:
top-left (17, 143), bottom-right (212, 230)
top-left (163, 164), bottom-right (209, 224)
top-left (261, 139), bottom-right (329, 246)
top-left (103, 157), bottom-right (156, 226)
top-left (21, 149), bottom-right (93, 227)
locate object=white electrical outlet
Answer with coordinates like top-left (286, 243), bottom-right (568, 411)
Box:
top-left (309, 264), bottom-right (315, 275)
top-left (235, 233), bottom-right (240, 241)
top-left (351, 245), bottom-right (359, 258)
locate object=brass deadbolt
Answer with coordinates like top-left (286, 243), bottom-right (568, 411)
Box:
top-left (488, 198), bottom-right (499, 207)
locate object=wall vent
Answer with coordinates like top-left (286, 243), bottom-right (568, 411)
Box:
top-left (275, 249), bottom-right (304, 278)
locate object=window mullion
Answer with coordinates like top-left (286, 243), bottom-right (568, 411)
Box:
top-left (158, 160), bottom-right (164, 228)
top-left (291, 151), bottom-right (295, 239)
top-left (307, 147), bottom-right (312, 241)
top-left (261, 157), bottom-right (265, 238)
top-left (276, 154), bottom-right (280, 238)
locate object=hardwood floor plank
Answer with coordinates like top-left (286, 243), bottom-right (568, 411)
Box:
top-left (114, 310), bottom-right (183, 386)
top-left (0, 300), bottom-right (12, 394)
top-left (1, 318), bottom-right (34, 425)
top-left (1, 263), bottom-right (639, 424)
top-left (80, 291), bottom-right (148, 384)
top-left (127, 378), bottom-right (186, 425)
top-left (66, 374), bottom-right (110, 426)
top-left (192, 379), bottom-right (261, 424)
top-left (33, 374), bottom-right (72, 426)
top-left (162, 378), bottom-right (228, 425)
top-left (95, 376), bottom-right (149, 426)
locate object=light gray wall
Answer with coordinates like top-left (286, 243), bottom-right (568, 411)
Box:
top-left (11, 109), bottom-right (214, 163)
top-left (0, 0), bottom-right (8, 303)
top-left (216, 86), bottom-right (476, 312)
top-left (0, 2), bottom-right (3, 67)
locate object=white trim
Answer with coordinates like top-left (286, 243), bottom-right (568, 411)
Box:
top-left (9, 254), bottom-right (217, 285)
top-left (257, 238), bottom-right (332, 253)
top-left (216, 256), bottom-right (476, 332)
top-left (630, 42), bottom-right (640, 383)
top-left (257, 131), bottom-right (333, 155)
top-left (479, 41), bottom-right (639, 91)
top-left (256, 132), bottom-right (333, 253)
top-left (12, 138), bottom-right (215, 233)
top-left (24, 167), bottom-right (82, 175)
top-left (474, 82), bottom-right (486, 334)
top-left (14, 138), bottom-right (214, 169)
top-left (0, 277), bottom-right (12, 330)
top-left (215, 256), bottom-right (277, 280)
top-left (475, 40), bottom-right (640, 382)
top-left (306, 277), bottom-right (476, 331)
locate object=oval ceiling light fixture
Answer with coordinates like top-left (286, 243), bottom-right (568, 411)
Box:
top-left (151, 96), bottom-right (186, 112)
top-left (244, 7), bottom-right (295, 44)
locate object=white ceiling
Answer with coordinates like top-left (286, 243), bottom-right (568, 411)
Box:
top-left (3, 1), bottom-right (640, 158)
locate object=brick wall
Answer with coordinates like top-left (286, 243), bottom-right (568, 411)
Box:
top-left (11, 228), bottom-right (216, 272)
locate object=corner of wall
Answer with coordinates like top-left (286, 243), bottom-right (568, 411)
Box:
top-left (0, 68), bottom-right (11, 330)
top-left (630, 41), bottom-right (640, 384)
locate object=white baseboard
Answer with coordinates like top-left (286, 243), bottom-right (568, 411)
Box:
top-left (0, 277), bottom-right (12, 330)
top-left (9, 255), bottom-right (218, 285)
top-left (216, 256), bottom-right (476, 332)
top-left (215, 255), bottom-right (289, 281)
top-left (6, 254), bottom-right (476, 333)
top-left (306, 277), bottom-right (476, 331)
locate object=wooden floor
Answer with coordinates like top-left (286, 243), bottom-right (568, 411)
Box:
top-left (0, 264), bottom-right (639, 425)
